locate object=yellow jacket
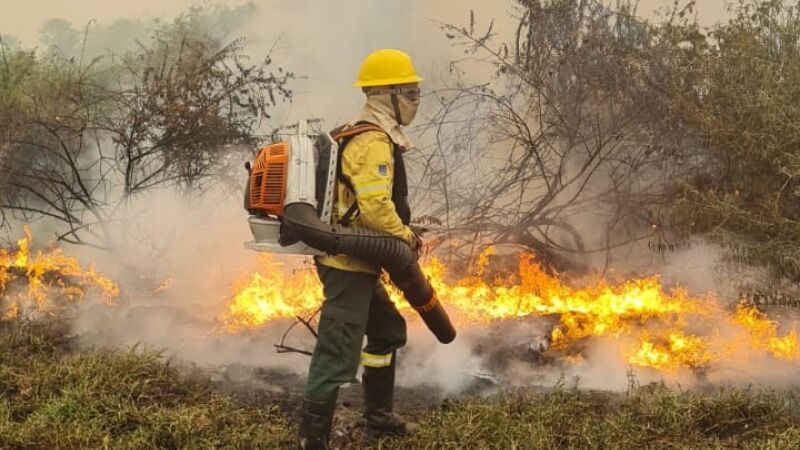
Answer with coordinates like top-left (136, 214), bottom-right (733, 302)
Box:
top-left (316, 130), bottom-right (414, 274)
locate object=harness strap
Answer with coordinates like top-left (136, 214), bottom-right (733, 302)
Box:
top-left (331, 123), bottom-right (384, 141)
top-left (338, 202), bottom-right (360, 225)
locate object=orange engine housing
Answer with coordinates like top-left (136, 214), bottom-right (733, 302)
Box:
top-left (249, 142), bottom-right (289, 217)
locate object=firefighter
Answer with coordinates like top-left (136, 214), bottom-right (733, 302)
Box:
top-left (297, 48), bottom-right (423, 449)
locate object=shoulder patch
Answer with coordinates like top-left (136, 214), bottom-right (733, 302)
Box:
top-left (378, 164), bottom-right (388, 176)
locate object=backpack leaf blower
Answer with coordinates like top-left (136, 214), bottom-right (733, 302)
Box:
top-left (244, 120), bottom-right (456, 344)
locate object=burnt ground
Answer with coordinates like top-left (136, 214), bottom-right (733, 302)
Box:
top-left (206, 316), bottom-right (557, 414)
top-left (212, 364), bottom-right (498, 414)
top-left (203, 321), bottom-right (556, 445)
top-left (208, 364), bottom-right (458, 445)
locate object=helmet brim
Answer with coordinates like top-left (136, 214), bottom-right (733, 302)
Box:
top-left (353, 75), bottom-right (424, 88)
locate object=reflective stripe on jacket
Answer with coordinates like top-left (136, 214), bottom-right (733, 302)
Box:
top-left (316, 130), bottom-right (414, 274)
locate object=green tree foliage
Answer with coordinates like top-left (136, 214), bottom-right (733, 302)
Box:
top-left (0, 44), bottom-right (37, 228)
top-left (0, 10), bottom-right (292, 248)
top-left (667, 0), bottom-right (800, 281)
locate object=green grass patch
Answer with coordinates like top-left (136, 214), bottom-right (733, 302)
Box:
top-left (0, 318), bottom-right (293, 449)
top-left (383, 386), bottom-right (800, 449)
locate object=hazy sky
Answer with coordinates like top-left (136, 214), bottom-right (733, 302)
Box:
top-left (1, 0), bottom-right (730, 45)
top-left (0, 0), bottom-right (239, 43)
top-left (0, 0), bottom-right (732, 125)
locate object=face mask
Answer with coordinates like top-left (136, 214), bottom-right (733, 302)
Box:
top-left (396, 94), bottom-right (419, 126)
top-left (366, 86), bottom-right (421, 126)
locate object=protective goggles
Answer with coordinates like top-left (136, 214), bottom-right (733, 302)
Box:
top-left (365, 86), bottom-right (421, 101)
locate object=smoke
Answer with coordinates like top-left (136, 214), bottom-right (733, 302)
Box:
top-left (397, 324), bottom-right (490, 395)
top-left (63, 185), bottom-right (500, 395)
top-left (8, 0), bottom-right (795, 400)
top-left (233, 0), bottom-right (511, 128)
top-left (68, 187), bottom-right (298, 370)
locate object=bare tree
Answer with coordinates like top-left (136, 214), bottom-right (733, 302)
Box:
top-left (413, 0), bottom-right (698, 271)
top-left (111, 20), bottom-right (291, 196)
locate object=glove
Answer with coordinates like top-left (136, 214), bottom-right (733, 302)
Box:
top-left (409, 224), bottom-right (430, 236)
top-left (408, 227), bottom-right (424, 260)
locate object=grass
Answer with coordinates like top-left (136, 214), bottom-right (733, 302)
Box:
top-left (0, 318), bottom-right (293, 449)
top-left (384, 386), bottom-right (800, 449)
top-left (1, 316), bottom-right (800, 449)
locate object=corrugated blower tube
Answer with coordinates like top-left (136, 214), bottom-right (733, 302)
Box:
top-left (280, 203), bottom-right (456, 344)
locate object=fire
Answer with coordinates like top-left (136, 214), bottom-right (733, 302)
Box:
top-left (4, 225), bottom-right (796, 375)
top-left (734, 305), bottom-right (800, 360)
top-left (0, 227), bottom-right (119, 317)
top-left (220, 247), bottom-right (800, 373)
top-left (218, 254), bottom-right (323, 332)
top-left (628, 331), bottom-right (714, 370)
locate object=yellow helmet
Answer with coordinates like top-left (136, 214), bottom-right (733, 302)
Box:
top-left (354, 49), bottom-right (423, 87)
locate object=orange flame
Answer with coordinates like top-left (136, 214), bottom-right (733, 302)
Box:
top-left (0, 227), bottom-right (119, 316)
top-left (220, 247), bottom-right (800, 373)
top-left (734, 304), bottom-right (799, 360)
top-left (628, 331), bottom-right (714, 370)
top-left (218, 254), bottom-right (323, 332)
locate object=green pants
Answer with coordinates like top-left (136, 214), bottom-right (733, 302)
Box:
top-left (304, 264), bottom-right (407, 401)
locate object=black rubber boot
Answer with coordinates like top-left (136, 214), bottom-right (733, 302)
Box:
top-left (297, 393), bottom-right (337, 450)
top-left (362, 352), bottom-right (417, 443)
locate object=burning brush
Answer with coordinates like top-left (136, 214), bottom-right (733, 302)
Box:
top-left (0, 227), bottom-right (119, 318)
top-left (220, 247), bottom-right (800, 375)
top-left (3, 226), bottom-right (797, 379)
